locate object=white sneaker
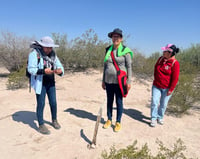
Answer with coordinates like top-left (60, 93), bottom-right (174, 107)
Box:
top-left (158, 119), bottom-right (164, 125)
top-left (150, 120), bottom-right (157, 127)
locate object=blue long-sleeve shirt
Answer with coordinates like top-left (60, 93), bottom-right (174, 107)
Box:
top-left (28, 49), bottom-right (64, 94)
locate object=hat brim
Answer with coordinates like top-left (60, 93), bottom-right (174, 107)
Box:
top-left (108, 32), bottom-right (113, 38)
top-left (161, 47), bottom-right (167, 51)
top-left (37, 41), bottom-right (59, 47)
top-left (108, 32), bottom-right (123, 38)
top-left (161, 47), bottom-right (173, 52)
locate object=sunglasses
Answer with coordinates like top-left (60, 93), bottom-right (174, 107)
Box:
top-left (163, 50), bottom-right (172, 53)
top-left (112, 35), bottom-right (121, 38)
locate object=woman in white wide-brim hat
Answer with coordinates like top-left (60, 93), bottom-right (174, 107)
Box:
top-left (28, 36), bottom-right (64, 135)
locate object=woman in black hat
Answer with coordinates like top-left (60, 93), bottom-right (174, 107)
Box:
top-left (102, 28), bottom-right (133, 132)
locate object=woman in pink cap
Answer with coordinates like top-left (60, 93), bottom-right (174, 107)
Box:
top-left (150, 44), bottom-right (180, 127)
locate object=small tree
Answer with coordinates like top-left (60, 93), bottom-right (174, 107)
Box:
top-left (0, 31), bottom-right (33, 72)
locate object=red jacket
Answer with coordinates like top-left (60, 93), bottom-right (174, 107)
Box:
top-left (153, 56), bottom-right (180, 92)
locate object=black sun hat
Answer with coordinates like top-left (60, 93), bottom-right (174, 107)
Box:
top-left (108, 28), bottom-right (123, 38)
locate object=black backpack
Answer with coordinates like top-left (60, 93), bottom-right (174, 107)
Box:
top-left (26, 42), bottom-right (42, 92)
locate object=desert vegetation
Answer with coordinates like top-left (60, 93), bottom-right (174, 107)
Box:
top-left (0, 30), bottom-right (199, 159)
top-left (0, 30), bottom-right (199, 115)
top-left (101, 139), bottom-right (187, 159)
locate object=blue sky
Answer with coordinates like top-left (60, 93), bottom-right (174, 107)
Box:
top-left (0, 0), bottom-right (199, 56)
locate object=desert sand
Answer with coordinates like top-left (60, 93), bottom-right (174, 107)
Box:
top-left (0, 68), bottom-right (199, 159)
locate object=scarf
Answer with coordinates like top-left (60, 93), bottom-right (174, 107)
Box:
top-left (104, 43), bottom-right (133, 62)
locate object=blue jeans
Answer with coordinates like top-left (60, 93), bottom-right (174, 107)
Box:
top-left (151, 85), bottom-right (172, 121)
top-left (36, 83), bottom-right (57, 125)
top-left (105, 83), bottom-right (123, 123)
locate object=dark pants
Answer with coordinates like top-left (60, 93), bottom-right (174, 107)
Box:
top-left (105, 83), bottom-right (123, 123)
top-left (36, 83), bottom-right (57, 125)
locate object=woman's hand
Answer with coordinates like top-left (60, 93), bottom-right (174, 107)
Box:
top-left (102, 82), bottom-right (106, 90)
top-left (167, 90), bottom-right (172, 96)
top-left (127, 84), bottom-right (131, 91)
top-left (44, 68), bottom-right (54, 74)
top-left (54, 68), bottom-right (63, 75)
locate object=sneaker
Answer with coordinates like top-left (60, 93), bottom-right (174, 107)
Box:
top-left (52, 120), bottom-right (61, 129)
top-left (38, 124), bottom-right (50, 135)
top-left (103, 120), bottom-right (112, 129)
top-left (158, 119), bottom-right (164, 125)
top-left (150, 120), bottom-right (157, 127)
top-left (114, 122), bottom-right (121, 132)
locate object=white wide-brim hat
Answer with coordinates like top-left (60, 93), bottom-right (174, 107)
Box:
top-left (37, 36), bottom-right (59, 47)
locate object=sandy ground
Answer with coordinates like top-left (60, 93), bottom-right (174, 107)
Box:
top-left (0, 68), bottom-right (199, 159)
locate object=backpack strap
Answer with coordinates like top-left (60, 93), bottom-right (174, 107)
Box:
top-left (158, 56), bottom-right (177, 68)
top-left (172, 59), bottom-right (177, 67)
top-left (36, 51), bottom-right (40, 64)
top-left (158, 56), bottom-right (164, 64)
top-left (105, 45), bottom-right (111, 54)
top-left (105, 45), bottom-right (126, 55)
top-left (121, 45), bottom-right (126, 52)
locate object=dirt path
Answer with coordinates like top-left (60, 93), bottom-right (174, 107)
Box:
top-left (0, 69), bottom-right (199, 159)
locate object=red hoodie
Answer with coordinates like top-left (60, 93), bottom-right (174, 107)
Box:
top-left (153, 56), bottom-right (180, 92)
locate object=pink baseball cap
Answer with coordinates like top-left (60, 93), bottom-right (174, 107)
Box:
top-left (161, 44), bottom-right (173, 52)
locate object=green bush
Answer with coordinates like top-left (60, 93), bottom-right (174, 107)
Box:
top-left (132, 52), bottom-right (160, 76)
top-left (6, 66), bottom-right (28, 90)
top-left (101, 139), bottom-right (187, 159)
top-left (166, 46), bottom-right (200, 115)
top-left (168, 73), bottom-right (199, 115)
